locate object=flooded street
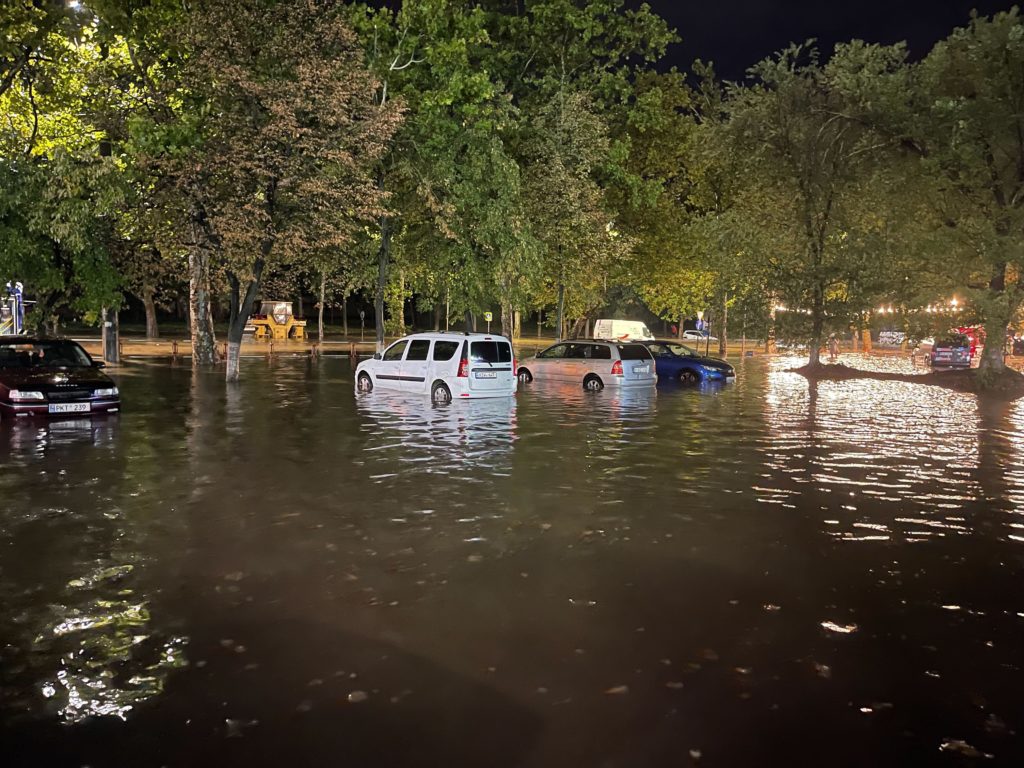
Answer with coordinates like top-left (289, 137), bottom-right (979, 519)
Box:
top-left (2, 355), bottom-right (1023, 766)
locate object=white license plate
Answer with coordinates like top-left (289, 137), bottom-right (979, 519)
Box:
top-left (632, 365), bottom-right (650, 375)
top-left (48, 403), bottom-right (90, 414)
top-left (475, 371), bottom-right (497, 379)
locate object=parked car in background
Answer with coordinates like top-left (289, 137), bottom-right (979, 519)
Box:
top-left (355, 332), bottom-right (516, 404)
top-left (592, 319), bottom-right (654, 341)
top-left (517, 340), bottom-right (656, 391)
top-left (639, 340), bottom-right (735, 384)
top-left (929, 333), bottom-right (973, 368)
top-left (682, 329), bottom-right (718, 342)
top-left (0, 337), bottom-right (120, 418)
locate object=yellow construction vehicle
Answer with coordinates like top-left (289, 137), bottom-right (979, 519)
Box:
top-left (245, 301), bottom-right (307, 341)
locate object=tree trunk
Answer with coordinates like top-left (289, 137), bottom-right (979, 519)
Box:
top-left (298, 294), bottom-right (304, 319)
top-left (318, 272), bottom-right (326, 342)
top-left (678, 316), bottom-right (684, 340)
top-left (187, 192), bottom-right (218, 364)
top-left (979, 264), bottom-right (1010, 377)
top-left (433, 303), bottom-right (441, 331)
top-left (765, 294), bottom-right (777, 354)
top-left (188, 249), bottom-right (217, 364)
top-left (555, 283), bottom-right (565, 342)
top-left (142, 286), bottom-right (159, 339)
top-left (342, 293), bottom-right (349, 338)
top-left (537, 309), bottom-right (543, 339)
top-left (501, 301), bottom-right (513, 339)
top-left (226, 258), bottom-right (266, 382)
top-left (375, 215), bottom-right (389, 353)
top-left (718, 292), bottom-right (728, 357)
top-left (808, 281), bottom-right (824, 367)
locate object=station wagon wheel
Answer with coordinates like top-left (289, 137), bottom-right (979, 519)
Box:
top-left (583, 374), bottom-right (604, 392)
top-left (431, 381), bottom-right (452, 404)
top-left (517, 367), bottom-right (533, 383)
top-left (679, 369), bottom-right (699, 385)
top-left (357, 372), bottom-right (373, 393)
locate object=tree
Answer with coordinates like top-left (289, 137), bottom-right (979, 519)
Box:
top-left (907, 10), bottom-right (1024, 379)
top-left (726, 43), bottom-right (907, 365)
top-left (180, 0), bottom-right (399, 380)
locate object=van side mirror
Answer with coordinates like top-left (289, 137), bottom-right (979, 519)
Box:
top-left (92, 360), bottom-right (106, 369)
top-left (372, 352), bottom-right (381, 360)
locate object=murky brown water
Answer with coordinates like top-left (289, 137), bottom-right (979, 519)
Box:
top-left (2, 355), bottom-right (1022, 766)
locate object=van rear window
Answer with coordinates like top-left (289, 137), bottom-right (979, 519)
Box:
top-left (618, 344), bottom-right (652, 360)
top-left (471, 341), bottom-right (511, 363)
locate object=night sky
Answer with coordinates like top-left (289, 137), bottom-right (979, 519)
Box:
top-left (633, 0), bottom-right (1019, 80)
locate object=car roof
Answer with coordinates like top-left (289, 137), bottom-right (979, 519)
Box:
top-left (398, 331), bottom-right (511, 341)
top-left (561, 337), bottom-right (648, 344)
top-left (0, 335), bottom-right (69, 344)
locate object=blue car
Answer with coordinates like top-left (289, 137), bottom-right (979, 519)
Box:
top-left (639, 340), bottom-right (736, 385)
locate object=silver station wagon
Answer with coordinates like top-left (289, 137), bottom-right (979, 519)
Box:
top-left (516, 339), bottom-right (657, 391)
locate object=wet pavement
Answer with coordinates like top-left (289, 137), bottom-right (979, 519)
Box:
top-left (1, 355), bottom-right (1022, 766)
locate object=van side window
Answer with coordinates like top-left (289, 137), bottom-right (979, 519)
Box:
top-left (406, 339), bottom-right (431, 361)
top-left (590, 345), bottom-right (611, 360)
top-left (383, 340), bottom-right (408, 362)
top-left (433, 340), bottom-right (460, 361)
top-left (618, 344), bottom-right (653, 360)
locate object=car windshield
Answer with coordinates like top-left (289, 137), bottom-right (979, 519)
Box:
top-left (0, 341), bottom-right (93, 368)
top-left (618, 344), bottom-right (652, 360)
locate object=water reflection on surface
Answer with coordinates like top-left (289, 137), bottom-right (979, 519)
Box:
top-left (2, 356), bottom-right (1024, 766)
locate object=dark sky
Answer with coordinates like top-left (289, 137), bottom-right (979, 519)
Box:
top-left (633, 0), bottom-right (1019, 80)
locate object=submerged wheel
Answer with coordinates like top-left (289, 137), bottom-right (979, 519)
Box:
top-left (679, 369), bottom-right (700, 385)
top-left (517, 368), bottom-right (533, 383)
top-left (431, 381), bottom-right (452, 404)
top-left (583, 374), bottom-right (604, 392)
top-left (357, 372), bottom-right (374, 393)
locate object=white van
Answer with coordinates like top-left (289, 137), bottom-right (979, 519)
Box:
top-left (592, 319), bottom-right (654, 342)
top-left (355, 332), bottom-right (517, 404)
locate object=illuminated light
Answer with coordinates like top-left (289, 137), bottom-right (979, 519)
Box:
top-left (820, 620), bottom-right (858, 634)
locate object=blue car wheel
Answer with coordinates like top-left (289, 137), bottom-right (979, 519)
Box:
top-left (679, 369), bottom-right (700, 385)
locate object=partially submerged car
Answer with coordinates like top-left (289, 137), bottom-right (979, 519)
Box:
top-left (639, 340), bottom-right (735, 384)
top-left (929, 333), bottom-right (973, 368)
top-left (0, 337), bottom-right (120, 418)
top-left (355, 332), bottom-right (517, 403)
top-left (517, 339), bottom-right (656, 391)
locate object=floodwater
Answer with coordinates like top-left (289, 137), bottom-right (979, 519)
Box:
top-left (2, 354), bottom-right (1023, 767)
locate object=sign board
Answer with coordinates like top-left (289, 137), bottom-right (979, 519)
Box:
top-left (483, 311), bottom-right (493, 322)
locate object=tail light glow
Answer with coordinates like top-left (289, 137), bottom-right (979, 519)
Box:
top-left (611, 360), bottom-right (623, 375)
top-left (457, 358), bottom-right (469, 377)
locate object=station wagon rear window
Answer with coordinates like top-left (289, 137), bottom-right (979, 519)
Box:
top-left (617, 344), bottom-right (653, 360)
top-left (433, 340), bottom-right (460, 361)
top-left (471, 341), bottom-right (511, 364)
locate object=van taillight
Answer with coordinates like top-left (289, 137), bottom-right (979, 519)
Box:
top-left (458, 358), bottom-right (469, 377)
top-left (513, 357), bottom-right (517, 373)
top-left (611, 360), bottom-right (623, 375)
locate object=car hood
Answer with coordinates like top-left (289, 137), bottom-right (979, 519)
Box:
top-left (0, 367), bottom-right (114, 390)
top-left (692, 356), bottom-right (733, 371)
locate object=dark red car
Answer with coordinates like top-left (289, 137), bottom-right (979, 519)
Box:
top-left (0, 337), bottom-right (120, 418)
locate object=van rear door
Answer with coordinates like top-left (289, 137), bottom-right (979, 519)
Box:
top-left (468, 339), bottom-right (515, 393)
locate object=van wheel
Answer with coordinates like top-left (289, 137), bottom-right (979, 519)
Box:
top-left (583, 374), bottom-right (604, 392)
top-left (517, 368), bottom-right (533, 383)
top-left (679, 369), bottom-right (699, 385)
top-left (431, 381), bottom-right (452, 404)
top-left (357, 372), bottom-right (373, 393)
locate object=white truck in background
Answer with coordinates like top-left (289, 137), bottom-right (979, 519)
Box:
top-left (592, 319), bottom-right (654, 341)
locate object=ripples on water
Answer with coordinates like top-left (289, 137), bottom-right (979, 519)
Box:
top-left (1, 355), bottom-right (1023, 766)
